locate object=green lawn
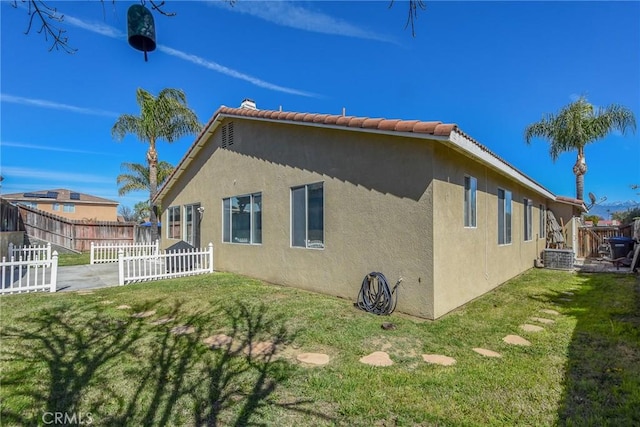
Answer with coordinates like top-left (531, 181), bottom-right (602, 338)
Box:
top-left (57, 251), bottom-right (91, 267)
top-left (1, 269), bottom-right (638, 426)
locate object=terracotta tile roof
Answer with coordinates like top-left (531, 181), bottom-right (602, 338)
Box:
top-left (2, 189), bottom-right (118, 205)
top-left (156, 104), bottom-right (557, 202)
top-left (216, 106), bottom-right (460, 137)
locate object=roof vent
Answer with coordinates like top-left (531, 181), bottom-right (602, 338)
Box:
top-left (240, 98), bottom-right (256, 110)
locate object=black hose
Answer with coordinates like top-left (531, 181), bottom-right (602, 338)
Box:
top-left (356, 272), bottom-right (400, 315)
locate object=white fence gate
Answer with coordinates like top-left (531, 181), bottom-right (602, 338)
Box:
top-left (91, 240), bottom-right (159, 264)
top-left (1, 245), bottom-right (58, 295)
top-left (118, 243), bottom-right (214, 286)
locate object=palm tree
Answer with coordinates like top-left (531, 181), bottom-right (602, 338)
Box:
top-left (116, 161), bottom-right (174, 196)
top-left (524, 96), bottom-right (636, 201)
top-left (112, 88), bottom-right (201, 241)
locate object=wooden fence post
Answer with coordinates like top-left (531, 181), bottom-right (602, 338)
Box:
top-left (118, 248), bottom-right (125, 286)
top-left (50, 251), bottom-right (58, 292)
top-left (8, 242), bottom-right (14, 259)
top-left (207, 242), bottom-right (214, 273)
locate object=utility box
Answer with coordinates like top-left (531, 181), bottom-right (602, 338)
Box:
top-left (543, 249), bottom-right (574, 270)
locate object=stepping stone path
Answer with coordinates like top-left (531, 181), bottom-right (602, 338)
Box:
top-left (116, 304), bottom-right (131, 310)
top-left (203, 334), bottom-right (233, 349)
top-left (101, 300), bottom-right (114, 305)
top-left (562, 291), bottom-right (574, 296)
top-left (530, 317), bottom-right (554, 324)
top-left (360, 351), bottom-right (393, 366)
top-left (131, 310), bottom-right (156, 318)
top-left (472, 348), bottom-right (502, 358)
top-left (422, 354), bottom-right (456, 366)
top-left (297, 353), bottom-right (330, 366)
top-left (244, 341), bottom-right (276, 358)
top-left (171, 325), bottom-right (195, 335)
top-left (502, 335), bottom-right (531, 346)
top-left (520, 324), bottom-right (544, 333)
top-left (151, 317), bottom-right (175, 325)
top-left (540, 309), bottom-right (560, 316)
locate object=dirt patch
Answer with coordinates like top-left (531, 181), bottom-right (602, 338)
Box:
top-left (368, 335), bottom-right (421, 359)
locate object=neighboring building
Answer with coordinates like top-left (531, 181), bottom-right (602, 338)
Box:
top-left (155, 100), bottom-right (585, 320)
top-left (2, 189), bottom-right (119, 222)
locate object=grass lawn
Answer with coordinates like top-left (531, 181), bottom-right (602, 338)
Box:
top-left (57, 252), bottom-right (91, 267)
top-left (1, 269), bottom-right (638, 426)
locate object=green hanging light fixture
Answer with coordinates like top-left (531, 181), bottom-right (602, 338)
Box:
top-left (127, 4), bottom-right (156, 62)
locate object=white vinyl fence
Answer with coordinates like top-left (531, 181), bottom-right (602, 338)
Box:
top-left (1, 246), bottom-right (58, 294)
top-left (118, 243), bottom-right (214, 286)
top-left (8, 242), bottom-right (51, 262)
top-left (91, 240), bottom-right (159, 264)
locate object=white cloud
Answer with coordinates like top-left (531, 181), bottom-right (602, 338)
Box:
top-left (0, 166), bottom-right (113, 185)
top-left (1, 94), bottom-right (120, 117)
top-left (61, 12), bottom-right (318, 97)
top-left (157, 45), bottom-right (319, 97)
top-left (206, 0), bottom-right (398, 44)
top-left (1, 141), bottom-right (117, 156)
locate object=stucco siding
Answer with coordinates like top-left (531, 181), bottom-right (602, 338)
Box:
top-left (430, 145), bottom-right (549, 318)
top-left (161, 119), bottom-right (437, 318)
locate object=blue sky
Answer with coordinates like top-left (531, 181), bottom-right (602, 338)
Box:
top-left (1, 1), bottom-right (639, 212)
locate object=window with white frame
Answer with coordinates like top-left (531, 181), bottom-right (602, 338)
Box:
top-left (524, 198), bottom-right (533, 241)
top-left (498, 188), bottom-right (512, 244)
top-left (539, 204), bottom-right (546, 239)
top-left (63, 203), bottom-right (75, 213)
top-left (464, 175), bottom-right (477, 227)
top-left (222, 193), bottom-right (262, 244)
top-left (184, 203), bottom-right (201, 247)
top-left (291, 182), bottom-right (324, 249)
top-left (52, 203), bottom-right (60, 211)
top-left (22, 201), bottom-right (37, 209)
top-left (168, 206), bottom-right (181, 239)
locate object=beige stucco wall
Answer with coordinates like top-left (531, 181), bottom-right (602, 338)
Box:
top-left (13, 202), bottom-right (117, 222)
top-left (160, 117), bottom-right (558, 320)
top-left (430, 145), bottom-right (551, 318)
top-left (161, 119), bottom-right (437, 318)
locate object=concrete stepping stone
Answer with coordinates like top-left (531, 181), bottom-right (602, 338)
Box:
top-left (359, 351), bottom-right (393, 366)
top-left (530, 317), bottom-right (555, 324)
top-left (244, 341), bottom-right (276, 358)
top-left (297, 353), bottom-right (330, 366)
top-left (422, 354), bottom-right (456, 366)
top-left (540, 309), bottom-right (560, 316)
top-left (558, 298), bottom-right (572, 302)
top-left (116, 304), bottom-right (131, 310)
top-left (520, 324), bottom-right (544, 332)
top-left (203, 334), bottom-right (233, 349)
top-left (150, 317), bottom-right (175, 325)
top-left (562, 291), bottom-right (574, 296)
top-left (171, 325), bottom-right (195, 335)
top-left (472, 348), bottom-right (502, 358)
top-left (503, 335), bottom-right (531, 346)
top-left (131, 310), bottom-right (156, 318)
top-left (101, 300), bottom-right (114, 305)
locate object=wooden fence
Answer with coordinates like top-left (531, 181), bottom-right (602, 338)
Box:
top-left (577, 226), bottom-right (628, 258)
top-left (17, 204), bottom-right (136, 252)
top-left (1, 198), bottom-right (22, 232)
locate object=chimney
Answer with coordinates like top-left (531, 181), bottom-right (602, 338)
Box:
top-left (240, 98), bottom-right (257, 110)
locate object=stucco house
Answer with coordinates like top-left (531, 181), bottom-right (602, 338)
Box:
top-left (2, 189), bottom-right (119, 222)
top-left (155, 100), bottom-right (584, 320)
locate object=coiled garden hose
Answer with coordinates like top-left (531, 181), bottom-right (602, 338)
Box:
top-left (356, 272), bottom-right (401, 315)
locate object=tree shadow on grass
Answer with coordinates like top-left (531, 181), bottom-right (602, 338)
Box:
top-left (1, 298), bottom-right (336, 426)
top-left (557, 273), bottom-right (640, 425)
